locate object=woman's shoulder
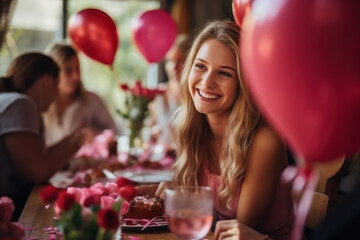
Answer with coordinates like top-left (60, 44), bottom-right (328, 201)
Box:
top-left (0, 93), bottom-right (36, 113)
top-left (251, 126), bottom-right (286, 163)
top-left (253, 126), bottom-right (284, 148)
top-left (79, 90), bottom-right (106, 107)
top-left (246, 126), bottom-right (287, 176)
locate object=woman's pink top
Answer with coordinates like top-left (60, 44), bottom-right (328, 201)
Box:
top-left (200, 165), bottom-right (294, 240)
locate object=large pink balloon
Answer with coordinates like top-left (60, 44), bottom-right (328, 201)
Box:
top-left (68, 9), bottom-right (119, 65)
top-left (241, 0), bottom-right (360, 163)
top-left (132, 9), bottom-right (177, 63)
top-left (232, 0), bottom-right (253, 26)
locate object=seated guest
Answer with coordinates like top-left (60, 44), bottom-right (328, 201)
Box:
top-left (149, 34), bottom-right (192, 147)
top-left (43, 43), bottom-right (117, 147)
top-left (0, 52), bottom-right (88, 220)
top-left (139, 20), bottom-right (294, 240)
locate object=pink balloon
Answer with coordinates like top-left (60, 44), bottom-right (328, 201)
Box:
top-left (232, 0), bottom-right (253, 26)
top-left (241, 0), bottom-right (360, 163)
top-left (68, 9), bottom-right (119, 65)
top-left (132, 9), bottom-right (177, 63)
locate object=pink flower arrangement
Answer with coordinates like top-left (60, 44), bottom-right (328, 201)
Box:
top-left (0, 197), bottom-right (25, 239)
top-left (119, 81), bottom-right (164, 100)
top-left (118, 81), bottom-right (164, 147)
top-left (40, 177), bottom-right (137, 240)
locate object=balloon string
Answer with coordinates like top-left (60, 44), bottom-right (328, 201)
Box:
top-left (281, 165), bottom-right (319, 240)
top-left (110, 65), bottom-right (121, 83)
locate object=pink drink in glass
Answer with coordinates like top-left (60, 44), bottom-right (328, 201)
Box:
top-left (165, 186), bottom-right (213, 240)
top-left (167, 209), bottom-right (213, 239)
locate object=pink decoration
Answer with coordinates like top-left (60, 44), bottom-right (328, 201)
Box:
top-left (282, 166), bottom-right (318, 240)
top-left (0, 196), bottom-right (15, 221)
top-left (0, 221), bottom-right (25, 238)
top-left (241, 0), bottom-right (360, 163)
top-left (68, 9), bottom-right (119, 65)
top-left (132, 9), bottom-right (177, 63)
top-left (100, 196), bottom-right (116, 209)
top-left (232, 0), bottom-right (253, 26)
top-left (75, 130), bottom-right (116, 159)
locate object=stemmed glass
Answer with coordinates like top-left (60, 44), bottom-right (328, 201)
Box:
top-left (165, 186), bottom-right (213, 240)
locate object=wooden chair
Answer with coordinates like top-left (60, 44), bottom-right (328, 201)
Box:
top-left (305, 155), bottom-right (349, 229)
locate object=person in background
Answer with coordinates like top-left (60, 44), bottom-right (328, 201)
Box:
top-left (139, 20), bottom-right (294, 240)
top-left (43, 43), bottom-right (117, 147)
top-left (149, 34), bottom-right (192, 147)
top-left (0, 52), bottom-right (88, 221)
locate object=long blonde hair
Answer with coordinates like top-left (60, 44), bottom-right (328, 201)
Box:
top-left (173, 20), bottom-right (263, 209)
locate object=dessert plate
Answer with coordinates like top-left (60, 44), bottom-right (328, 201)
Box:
top-left (121, 217), bottom-right (168, 230)
top-left (115, 169), bottom-right (174, 184)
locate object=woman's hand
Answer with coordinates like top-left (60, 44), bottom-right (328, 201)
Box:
top-left (214, 220), bottom-right (269, 240)
top-left (214, 220), bottom-right (240, 240)
top-left (154, 181), bottom-right (170, 199)
top-left (135, 184), bottom-right (159, 196)
top-left (135, 182), bottom-right (170, 199)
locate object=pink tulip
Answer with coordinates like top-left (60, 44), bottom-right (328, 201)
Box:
top-left (104, 182), bottom-right (119, 197)
top-left (100, 196), bottom-right (116, 209)
top-left (90, 183), bottom-right (106, 195)
top-left (0, 197), bottom-right (15, 222)
top-left (67, 187), bottom-right (82, 202)
top-left (132, 81), bottom-right (143, 96)
top-left (0, 221), bottom-right (25, 238)
top-left (120, 200), bottom-right (130, 215)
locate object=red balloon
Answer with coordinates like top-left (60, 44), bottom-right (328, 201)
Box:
top-left (68, 9), bottom-right (119, 65)
top-left (232, 0), bottom-right (253, 26)
top-left (241, 0), bottom-right (360, 163)
top-left (132, 9), bottom-right (177, 63)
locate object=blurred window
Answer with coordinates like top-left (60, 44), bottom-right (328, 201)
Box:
top-left (1, 0), bottom-right (160, 124)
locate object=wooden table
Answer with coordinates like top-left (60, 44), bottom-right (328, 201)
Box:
top-left (18, 185), bottom-right (214, 240)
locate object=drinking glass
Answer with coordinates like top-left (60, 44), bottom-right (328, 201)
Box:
top-left (165, 186), bottom-right (213, 240)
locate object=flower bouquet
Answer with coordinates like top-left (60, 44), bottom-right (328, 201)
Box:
top-left (40, 178), bottom-right (137, 240)
top-left (117, 80), bottom-right (164, 148)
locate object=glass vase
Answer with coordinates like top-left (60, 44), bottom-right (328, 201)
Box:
top-left (112, 226), bottom-right (122, 240)
top-left (129, 119), bottom-right (144, 149)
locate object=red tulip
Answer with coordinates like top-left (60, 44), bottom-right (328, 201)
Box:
top-left (39, 185), bottom-right (62, 203)
top-left (119, 186), bottom-right (137, 202)
top-left (83, 195), bottom-right (101, 207)
top-left (120, 84), bottom-right (129, 91)
top-left (97, 209), bottom-right (120, 230)
top-left (55, 192), bottom-right (75, 212)
top-left (116, 177), bottom-right (135, 188)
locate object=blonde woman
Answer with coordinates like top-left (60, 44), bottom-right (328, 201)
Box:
top-left (0, 53), bottom-right (87, 220)
top-left (43, 44), bottom-right (117, 147)
top-left (140, 20), bottom-right (294, 240)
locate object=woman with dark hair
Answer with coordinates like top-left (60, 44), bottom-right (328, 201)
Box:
top-left (0, 52), bottom-right (87, 220)
top-left (43, 43), bottom-right (117, 147)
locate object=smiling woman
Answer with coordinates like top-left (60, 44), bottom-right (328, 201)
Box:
top-left (188, 38), bottom-right (238, 118)
top-left (149, 20), bottom-right (294, 240)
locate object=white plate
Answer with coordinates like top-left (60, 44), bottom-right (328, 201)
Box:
top-left (49, 171), bottom-right (74, 188)
top-left (115, 169), bottom-right (173, 184)
top-left (121, 217), bottom-right (167, 230)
